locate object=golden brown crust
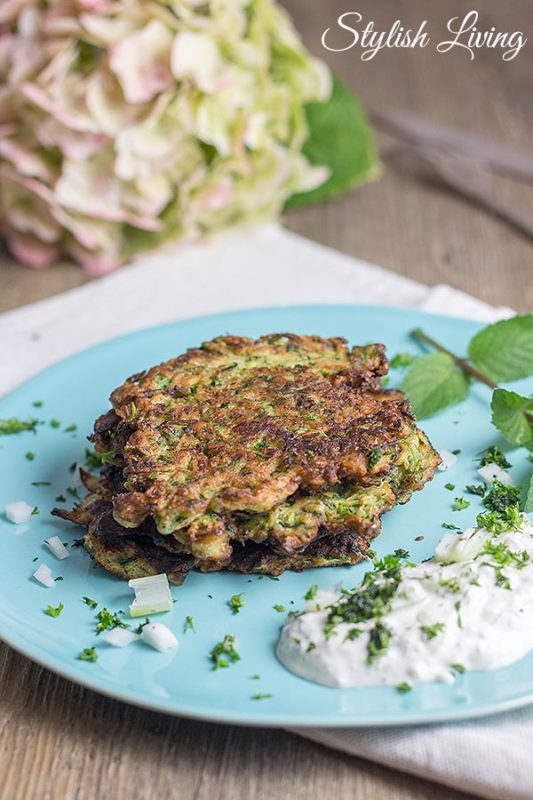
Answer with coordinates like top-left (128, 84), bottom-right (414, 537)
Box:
top-left (91, 335), bottom-right (417, 536)
top-left (54, 333), bottom-right (440, 583)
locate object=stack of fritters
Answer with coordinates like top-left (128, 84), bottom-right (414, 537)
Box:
top-left (54, 334), bottom-right (440, 584)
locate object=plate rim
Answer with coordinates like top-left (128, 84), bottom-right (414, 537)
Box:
top-left (3, 302), bottom-right (531, 728)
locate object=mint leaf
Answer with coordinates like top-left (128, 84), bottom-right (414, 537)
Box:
top-left (491, 389), bottom-right (533, 448)
top-left (286, 75), bottom-right (379, 208)
top-left (402, 353), bottom-right (470, 419)
top-left (525, 474), bottom-right (533, 513)
top-left (468, 315), bottom-right (533, 383)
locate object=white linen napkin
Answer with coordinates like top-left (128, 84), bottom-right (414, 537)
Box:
top-left (0, 223), bottom-right (525, 800)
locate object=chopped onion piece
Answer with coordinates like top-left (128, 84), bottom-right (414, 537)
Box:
top-left (478, 463), bottom-right (512, 485)
top-left (5, 501), bottom-right (33, 524)
top-left (103, 628), bottom-right (139, 648)
top-left (435, 528), bottom-right (488, 563)
top-left (45, 535), bottom-right (70, 560)
top-left (142, 623), bottom-right (178, 652)
top-left (33, 563), bottom-right (55, 588)
top-left (128, 573), bottom-right (173, 617)
top-left (437, 449), bottom-right (457, 471)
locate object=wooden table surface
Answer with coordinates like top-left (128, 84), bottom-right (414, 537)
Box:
top-left (0, 1), bottom-right (531, 798)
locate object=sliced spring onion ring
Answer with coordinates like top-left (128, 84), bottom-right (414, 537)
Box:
top-left (103, 628), bottom-right (139, 648)
top-left (33, 563), bottom-right (55, 588)
top-left (44, 535), bottom-right (70, 560)
top-left (142, 623), bottom-right (178, 652)
top-left (437, 449), bottom-right (457, 471)
top-left (5, 501), bottom-right (33, 524)
top-left (478, 463), bottom-right (512, 485)
top-left (128, 573), bottom-right (173, 617)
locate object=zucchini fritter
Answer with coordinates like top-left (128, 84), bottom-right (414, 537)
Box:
top-left (54, 333), bottom-right (440, 583)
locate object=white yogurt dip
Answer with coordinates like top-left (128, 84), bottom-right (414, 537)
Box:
top-left (277, 513), bottom-right (533, 688)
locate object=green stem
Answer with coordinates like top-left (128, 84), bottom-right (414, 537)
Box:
top-left (411, 328), bottom-right (498, 388)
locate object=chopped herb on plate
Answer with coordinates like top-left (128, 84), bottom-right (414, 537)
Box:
top-left (0, 418), bottom-right (38, 435)
top-left (183, 615), bottom-right (195, 633)
top-left (210, 635), bottom-right (240, 669)
top-left (305, 584), bottom-right (318, 601)
top-left (452, 497), bottom-right (470, 511)
top-left (228, 593), bottom-right (245, 614)
top-left (79, 647), bottom-right (97, 663)
top-left (45, 603), bottom-right (64, 618)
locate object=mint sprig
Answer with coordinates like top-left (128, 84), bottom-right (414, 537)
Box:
top-left (491, 389), bottom-right (533, 448)
top-left (402, 319), bottom-right (533, 442)
top-left (401, 352), bottom-right (469, 419)
top-left (468, 315), bottom-right (533, 383)
top-left (402, 317), bottom-right (533, 509)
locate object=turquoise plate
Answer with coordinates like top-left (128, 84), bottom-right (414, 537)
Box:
top-left (1, 305), bottom-right (532, 728)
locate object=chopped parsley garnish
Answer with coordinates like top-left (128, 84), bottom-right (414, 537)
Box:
top-left (79, 647), bottom-right (97, 663)
top-left (31, 506), bottom-right (39, 516)
top-left (420, 622), bottom-right (445, 640)
top-left (66, 486), bottom-right (79, 499)
top-left (0, 417), bottom-right (38, 435)
top-left (482, 481), bottom-right (521, 514)
top-left (344, 627), bottom-right (363, 642)
top-left (251, 693), bottom-right (272, 700)
top-left (455, 601), bottom-right (463, 628)
top-left (33, 401), bottom-right (43, 408)
top-left (450, 663), bottom-right (465, 674)
top-left (83, 596), bottom-right (98, 609)
top-left (32, 481), bottom-right (51, 486)
top-left (444, 483), bottom-right (455, 491)
top-left (183, 615), bottom-right (195, 633)
top-left (134, 618), bottom-right (151, 635)
top-left (452, 497), bottom-right (470, 511)
top-left (305, 584), bottom-right (318, 601)
top-left (480, 446), bottom-right (511, 469)
top-left (451, 449), bottom-right (461, 455)
top-left (250, 674), bottom-right (260, 680)
top-left (306, 642), bottom-right (317, 652)
top-left (439, 577), bottom-right (461, 593)
top-left (45, 602), bottom-right (64, 618)
top-left (64, 424), bottom-right (77, 433)
top-left (50, 419), bottom-right (61, 429)
top-left (228, 593), bottom-right (245, 614)
top-left (25, 451), bottom-right (35, 461)
top-left (442, 522), bottom-right (460, 530)
top-left (324, 549), bottom-right (410, 643)
top-left (368, 447), bottom-right (382, 469)
top-left (210, 635), bottom-right (240, 669)
top-left (465, 484), bottom-right (486, 497)
top-left (390, 352), bottom-right (416, 369)
top-left (95, 608), bottom-right (130, 634)
top-left (480, 540), bottom-right (529, 590)
top-left (273, 604), bottom-right (286, 613)
top-left (396, 682), bottom-right (412, 693)
top-left (476, 506), bottom-right (521, 534)
top-left (367, 621), bottom-right (392, 664)
top-left (55, 494), bottom-right (66, 503)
